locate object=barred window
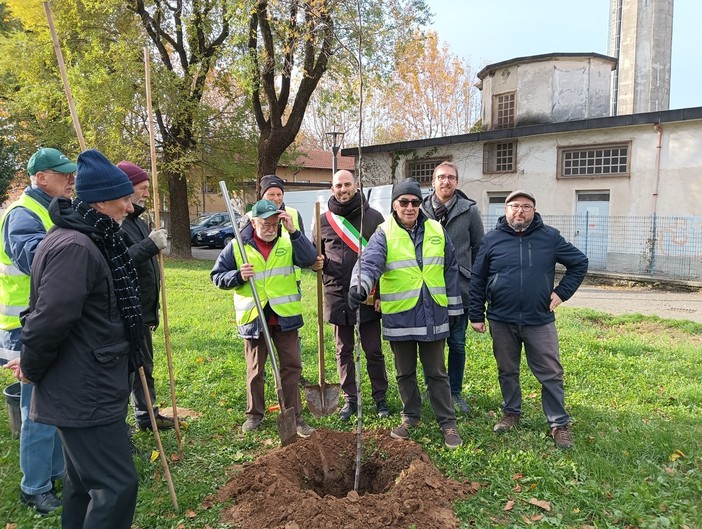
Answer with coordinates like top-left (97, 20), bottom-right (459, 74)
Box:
top-left (559, 144), bottom-right (630, 177)
top-left (406, 159), bottom-right (443, 185)
top-left (494, 92), bottom-right (515, 129)
top-left (483, 141), bottom-right (517, 174)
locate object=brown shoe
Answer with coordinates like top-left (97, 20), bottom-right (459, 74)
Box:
top-left (550, 425), bottom-right (574, 449)
top-left (493, 412), bottom-right (520, 433)
top-left (442, 427), bottom-right (463, 449)
top-left (390, 421), bottom-right (413, 440)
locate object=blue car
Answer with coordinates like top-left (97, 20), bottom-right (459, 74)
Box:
top-left (190, 212), bottom-right (229, 246)
top-left (194, 214), bottom-right (242, 248)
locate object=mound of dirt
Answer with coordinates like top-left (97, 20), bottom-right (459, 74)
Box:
top-left (212, 429), bottom-right (478, 529)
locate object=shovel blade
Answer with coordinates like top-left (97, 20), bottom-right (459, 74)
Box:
top-left (276, 406), bottom-right (298, 446)
top-left (304, 383), bottom-right (341, 418)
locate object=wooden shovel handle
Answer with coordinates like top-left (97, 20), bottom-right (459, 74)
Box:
top-left (315, 202), bottom-right (325, 387)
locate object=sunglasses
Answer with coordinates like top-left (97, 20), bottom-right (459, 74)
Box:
top-left (397, 199), bottom-right (422, 208)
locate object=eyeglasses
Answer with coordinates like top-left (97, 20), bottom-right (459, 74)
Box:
top-left (436, 174), bottom-right (457, 182)
top-left (43, 170), bottom-right (74, 180)
top-left (506, 203), bottom-right (534, 211)
top-left (257, 221), bottom-right (279, 230)
top-left (397, 199), bottom-right (422, 208)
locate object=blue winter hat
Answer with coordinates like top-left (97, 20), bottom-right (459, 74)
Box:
top-left (75, 149), bottom-right (134, 203)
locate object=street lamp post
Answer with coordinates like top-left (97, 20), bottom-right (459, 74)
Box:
top-left (326, 131), bottom-right (345, 175)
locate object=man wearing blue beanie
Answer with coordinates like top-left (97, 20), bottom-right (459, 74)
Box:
top-left (18, 149), bottom-right (141, 528)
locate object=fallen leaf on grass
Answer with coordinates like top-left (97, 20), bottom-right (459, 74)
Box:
top-left (150, 450), bottom-right (160, 463)
top-left (528, 497), bottom-right (551, 511)
top-left (504, 500), bottom-right (515, 511)
top-left (513, 484), bottom-right (522, 493)
top-left (185, 510), bottom-right (197, 518)
top-left (663, 466), bottom-right (675, 475)
top-left (521, 514), bottom-right (534, 525)
top-left (6, 523), bottom-right (17, 529)
top-left (170, 452), bottom-right (182, 463)
top-left (669, 449), bottom-right (685, 461)
top-left (511, 473), bottom-right (523, 480)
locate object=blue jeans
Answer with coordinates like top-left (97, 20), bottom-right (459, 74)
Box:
top-left (447, 313), bottom-right (469, 395)
top-left (20, 382), bottom-right (65, 495)
top-left (422, 313), bottom-right (469, 396)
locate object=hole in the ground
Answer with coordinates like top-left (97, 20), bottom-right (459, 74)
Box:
top-left (299, 457), bottom-right (392, 498)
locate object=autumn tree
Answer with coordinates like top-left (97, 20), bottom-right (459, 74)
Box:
top-left (375, 30), bottom-right (479, 143)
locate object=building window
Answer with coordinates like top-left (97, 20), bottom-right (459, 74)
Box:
top-left (559, 143), bottom-right (630, 178)
top-left (483, 141), bottom-right (517, 173)
top-left (406, 159), bottom-right (443, 185)
top-left (494, 92), bottom-right (515, 129)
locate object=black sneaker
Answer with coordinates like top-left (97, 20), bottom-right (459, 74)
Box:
top-left (20, 490), bottom-right (61, 515)
top-left (452, 394), bottom-right (470, 414)
top-left (338, 401), bottom-right (357, 421)
top-left (375, 399), bottom-right (391, 418)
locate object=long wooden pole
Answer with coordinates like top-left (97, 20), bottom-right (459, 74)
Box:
top-left (43, 2), bottom-right (86, 152)
top-left (144, 47), bottom-right (183, 452)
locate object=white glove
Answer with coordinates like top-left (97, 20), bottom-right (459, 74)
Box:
top-left (149, 229), bottom-right (168, 250)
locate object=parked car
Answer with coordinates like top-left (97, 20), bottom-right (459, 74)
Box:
top-left (194, 221), bottom-right (235, 249)
top-left (190, 212), bottom-right (229, 246)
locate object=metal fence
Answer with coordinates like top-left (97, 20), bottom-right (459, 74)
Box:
top-left (483, 214), bottom-right (702, 282)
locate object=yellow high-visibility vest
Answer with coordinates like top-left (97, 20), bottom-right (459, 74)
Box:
top-left (379, 217), bottom-right (447, 314)
top-left (0, 194), bottom-right (53, 330)
top-left (232, 236), bottom-right (302, 325)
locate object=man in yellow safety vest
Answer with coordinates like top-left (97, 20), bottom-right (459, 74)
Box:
top-left (350, 178), bottom-right (464, 450)
top-left (211, 199), bottom-right (318, 438)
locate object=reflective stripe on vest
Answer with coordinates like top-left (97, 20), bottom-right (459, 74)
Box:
top-left (379, 217), bottom-right (447, 315)
top-left (0, 194), bottom-right (53, 330)
top-left (232, 236), bottom-right (301, 325)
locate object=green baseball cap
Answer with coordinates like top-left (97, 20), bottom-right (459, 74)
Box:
top-left (27, 148), bottom-right (78, 176)
top-left (251, 199), bottom-right (280, 219)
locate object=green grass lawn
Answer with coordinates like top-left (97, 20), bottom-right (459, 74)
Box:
top-left (1, 258), bottom-right (701, 528)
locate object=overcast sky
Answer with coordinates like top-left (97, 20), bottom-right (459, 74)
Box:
top-left (425, 0), bottom-right (700, 110)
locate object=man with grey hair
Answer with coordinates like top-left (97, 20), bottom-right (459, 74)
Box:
top-left (421, 161), bottom-right (484, 414)
top-left (1, 147), bottom-right (76, 514)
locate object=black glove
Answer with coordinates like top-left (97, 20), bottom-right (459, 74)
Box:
top-left (348, 288), bottom-right (367, 311)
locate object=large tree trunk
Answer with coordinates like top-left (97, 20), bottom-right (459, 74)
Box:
top-left (166, 167), bottom-right (192, 258)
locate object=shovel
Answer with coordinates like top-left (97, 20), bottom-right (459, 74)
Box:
top-left (305, 202), bottom-right (341, 417)
top-left (219, 181), bottom-right (298, 446)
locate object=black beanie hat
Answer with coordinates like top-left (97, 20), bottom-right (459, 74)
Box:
top-left (75, 149), bottom-right (134, 203)
top-left (260, 174), bottom-right (285, 197)
top-left (392, 178), bottom-right (422, 202)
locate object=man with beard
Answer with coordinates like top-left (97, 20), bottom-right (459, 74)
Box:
top-left (311, 170), bottom-right (390, 421)
top-left (116, 161), bottom-right (174, 432)
top-left (211, 199), bottom-right (317, 438)
top-left (421, 161), bottom-right (484, 414)
top-left (19, 149), bottom-right (141, 527)
top-left (469, 190), bottom-right (588, 449)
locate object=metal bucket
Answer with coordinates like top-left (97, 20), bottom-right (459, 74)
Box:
top-left (3, 382), bottom-right (21, 438)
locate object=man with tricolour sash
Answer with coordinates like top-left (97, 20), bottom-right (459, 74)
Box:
top-left (312, 170), bottom-right (390, 421)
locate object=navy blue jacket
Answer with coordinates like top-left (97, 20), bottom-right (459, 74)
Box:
top-left (469, 213), bottom-right (588, 326)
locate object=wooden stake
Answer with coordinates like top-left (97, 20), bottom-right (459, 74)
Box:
top-left (139, 367), bottom-right (179, 510)
top-left (144, 47), bottom-right (183, 452)
top-left (43, 2), bottom-right (86, 152)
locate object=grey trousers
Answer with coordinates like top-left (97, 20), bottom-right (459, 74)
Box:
top-left (390, 339), bottom-right (456, 429)
top-left (488, 320), bottom-right (570, 428)
top-left (334, 320), bottom-right (388, 404)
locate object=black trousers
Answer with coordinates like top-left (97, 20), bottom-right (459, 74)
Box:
top-left (130, 325), bottom-right (158, 425)
top-left (58, 420), bottom-right (138, 529)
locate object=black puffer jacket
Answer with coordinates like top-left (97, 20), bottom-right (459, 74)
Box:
top-left (469, 213), bottom-right (588, 326)
top-left (315, 192), bottom-right (384, 326)
top-left (21, 198), bottom-right (131, 428)
top-left (121, 204), bottom-right (160, 325)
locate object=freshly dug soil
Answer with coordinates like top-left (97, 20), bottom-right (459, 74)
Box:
top-left (213, 429), bottom-right (478, 529)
